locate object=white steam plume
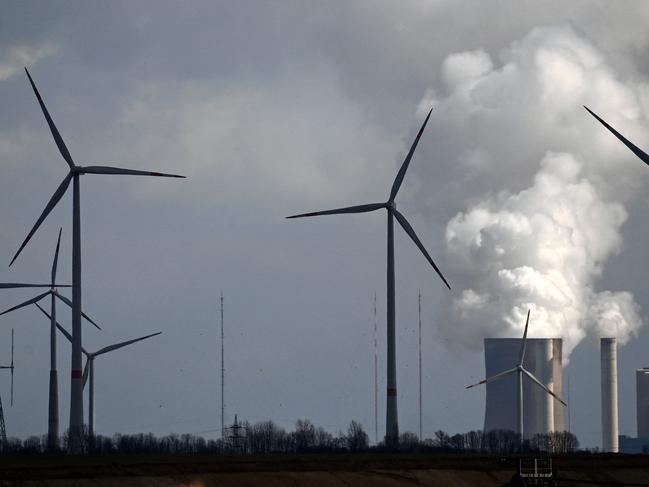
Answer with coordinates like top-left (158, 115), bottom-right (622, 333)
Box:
top-left (444, 152), bottom-right (642, 357)
top-left (413, 25), bottom-right (649, 359)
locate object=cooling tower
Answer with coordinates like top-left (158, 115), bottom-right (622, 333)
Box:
top-left (601, 338), bottom-right (619, 453)
top-left (637, 368), bottom-right (649, 439)
top-left (483, 338), bottom-right (564, 438)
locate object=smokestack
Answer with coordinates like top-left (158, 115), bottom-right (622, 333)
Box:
top-left (601, 338), bottom-right (619, 453)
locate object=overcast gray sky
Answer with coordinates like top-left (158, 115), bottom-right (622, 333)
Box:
top-left (2, 0), bottom-right (649, 448)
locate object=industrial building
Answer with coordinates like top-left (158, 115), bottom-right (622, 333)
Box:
top-left (637, 368), bottom-right (649, 439)
top-left (601, 338), bottom-right (619, 453)
top-left (483, 338), bottom-right (565, 438)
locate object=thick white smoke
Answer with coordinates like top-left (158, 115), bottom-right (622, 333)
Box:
top-left (444, 152), bottom-right (642, 356)
top-left (419, 25), bottom-right (649, 357)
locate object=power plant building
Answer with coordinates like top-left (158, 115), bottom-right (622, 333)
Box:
top-left (637, 368), bottom-right (649, 439)
top-left (483, 338), bottom-right (565, 438)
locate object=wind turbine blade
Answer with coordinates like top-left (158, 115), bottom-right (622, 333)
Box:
top-left (53, 291), bottom-right (101, 330)
top-left (0, 291), bottom-right (50, 317)
top-left (94, 332), bottom-right (162, 357)
top-left (24, 68), bottom-right (75, 168)
top-left (51, 228), bottom-right (62, 286)
top-left (392, 208), bottom-right (451, 290)
top-left (81, 166), bottom-right (185, 178)
top-left (466, 367), bottom-right (518, 389)
top-left (34, 303), bottom-right (89, 355)
top-left (522, 368), bottom-right (567, 407)
top-left (518, 309), bottom-right (530, 366)
top-left (389, 107), bottom-right (433, 201)
top-left (82, 358), bottom-right (90, 388)
top-left (0, 283), bottom-right (57, 289)
top-left (584, 106), bottom-right (649, 167)
top-left (10, 172), bottom-right (73, 267)
top-left (286, 202), bottom-right (385, 219)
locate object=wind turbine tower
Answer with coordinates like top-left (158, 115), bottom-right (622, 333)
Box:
top-left (0, 329), bottom-right (15, 449)
top-left (13, 68), bottom-right (184, 451)
top-left (288, 109), bottom-right (450, 447)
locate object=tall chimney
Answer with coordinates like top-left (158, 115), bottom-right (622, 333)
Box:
top-left (601, 338), bottom-right (619, 453)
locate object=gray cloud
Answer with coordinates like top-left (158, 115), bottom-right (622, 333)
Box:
top-left (1, 1), bottom-right (649, 449)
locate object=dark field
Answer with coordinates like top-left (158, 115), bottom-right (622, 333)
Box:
top-left (1, 453), bottom-right (649, 486)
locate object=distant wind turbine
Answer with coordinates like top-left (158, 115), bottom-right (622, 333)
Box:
top-left (35, 303), bottom-right (160, 441)
top-left (0, 328), bottom-right (14, 448)
top-left (287, 109), bottom-right (450, 447)
top-left (0, 229), bottom-right (96, 450)
top-left (465, 310), bottom-right (566, 440)
top-left (0, 329), bottom-right (14, 407)
top-left (13, 68), bottom-right (184, 451)
top-left (584, 106), bottom-right (649, 167)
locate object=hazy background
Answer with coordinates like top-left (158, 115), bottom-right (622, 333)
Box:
top-left (2, 0), bottom-right (649, 448)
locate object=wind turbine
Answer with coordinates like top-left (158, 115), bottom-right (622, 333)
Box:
top-left (36, 303), bottom-right (160, 441)
top-left (0, 329), bottom-right (15, 407)
top-left (0, 329), bottom-right (14, 448)
top-left (287, 109), bottom-right (450, 447)
top-left (12, 68), bottom-right (184, 451)
top-left (584, 106), bottom-right (649, 167)
top-left (465, 310), bottom-right (567, 440)
top-left (0, 229), bottom-right (83, 450)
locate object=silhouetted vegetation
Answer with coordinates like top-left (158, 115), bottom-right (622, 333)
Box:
top-left (0, 421), bottom-right (578, 456)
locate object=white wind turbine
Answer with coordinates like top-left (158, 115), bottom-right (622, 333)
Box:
top-left (287, 109), bottom-right (450, 447)
top-left (0, 229), bottom-right (97, 449)
top-left (0, 328), bottom-right (14, 447)
top-left (465, 310), bottom-right (567, 440)
top-left (12, 68), bottom-right (184, 451)
top-left (35, 303), bottom-right (160, 440)
top-left (0, 229), bottom-right (101, 450)
top-left (0, 329), bottom-right (14, 407)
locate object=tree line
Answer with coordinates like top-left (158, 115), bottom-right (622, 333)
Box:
top-left (0, 420), bottom-right (579, 455)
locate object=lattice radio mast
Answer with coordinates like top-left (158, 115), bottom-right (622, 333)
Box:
top-left (418, 290), bottom-right (422, 441)
top-left (220, 291), bottom-right (225, 439)
top-left (373, 292), bottom-right (378, 445)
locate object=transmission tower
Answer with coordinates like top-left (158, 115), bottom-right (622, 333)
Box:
top-left (225, 414), bottom-right (244, 453)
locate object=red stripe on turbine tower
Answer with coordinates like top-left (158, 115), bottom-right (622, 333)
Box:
top-left (71, 370), bottom-right (83, 379)
top-left (387, 388), bottom-right (397, 397)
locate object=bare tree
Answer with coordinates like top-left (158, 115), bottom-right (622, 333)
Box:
top-left (346, 420), bottom-right (369, 452)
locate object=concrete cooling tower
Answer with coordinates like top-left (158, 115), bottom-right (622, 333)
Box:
top-left (483, 338), bottom-right (565, 438)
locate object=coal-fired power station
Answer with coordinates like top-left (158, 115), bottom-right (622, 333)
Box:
top-left (483, 338), bottom-right (565, 438)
